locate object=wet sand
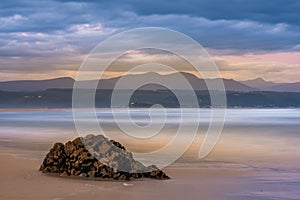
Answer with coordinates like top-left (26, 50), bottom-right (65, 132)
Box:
top-left (0, 146), bottom-right (253, 200)
top-left (1, 136), bottom-right (300, 200)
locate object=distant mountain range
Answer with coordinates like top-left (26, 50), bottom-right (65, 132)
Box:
top-left (0, 77), bottom-right (74, 92)
top-left (0, 72), bottom-right (299, 92)
top-left (241, 78), bottom-right (300, 92)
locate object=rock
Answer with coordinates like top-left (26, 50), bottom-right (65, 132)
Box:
top-left (65, 141), bottom-right (76, 156)
top-left (110, 140), bottom-right (126, 151)
top-left (39, 134), bottom-right (170, 180)
top-left (60, 171), bottom-right (68, 177)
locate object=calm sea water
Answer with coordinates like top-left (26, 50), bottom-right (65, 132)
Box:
top-left (0, 108), bottom-right (299, 199)
top-left (1, 108), bottom-right (299, 134)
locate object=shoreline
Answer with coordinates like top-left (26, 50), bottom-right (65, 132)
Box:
top-left (0, 107), bottom-right (300, 112)
top-left (3, 144), bottom-right (297, 200)
top-left (0, 148), bottom-right (250, 200)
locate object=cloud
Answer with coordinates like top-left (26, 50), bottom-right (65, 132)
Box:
top-left (54, 0), bottom-right (300, 26)
top-left (129, 0), bottom-right (300, 25)
top-left (213, 52), bottom-right (300, 82)
top-left (1, 0), bottom-right (299, 52)
top-left (0, 0), bottom-right (299, 81)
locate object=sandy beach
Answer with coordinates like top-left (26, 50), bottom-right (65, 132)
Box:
top-left (1, 139), bottom-right (299, 200)
top-left (1, 109), bottom-right (300, 200)
top-left (0, 146), bottom-right (252, 200)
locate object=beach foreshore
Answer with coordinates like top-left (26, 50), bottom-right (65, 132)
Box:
top-left (0, 146), bottom-right (252, 200)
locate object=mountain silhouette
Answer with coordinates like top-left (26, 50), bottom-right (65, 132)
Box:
top-left (0, 72), bottom-right (299, 92)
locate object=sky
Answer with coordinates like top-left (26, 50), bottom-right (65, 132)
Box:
top-left (0, 0), bottom-right (299, 82)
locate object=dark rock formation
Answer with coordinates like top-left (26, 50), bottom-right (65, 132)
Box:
top-left (39, 134), bottom-right (170, 180)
